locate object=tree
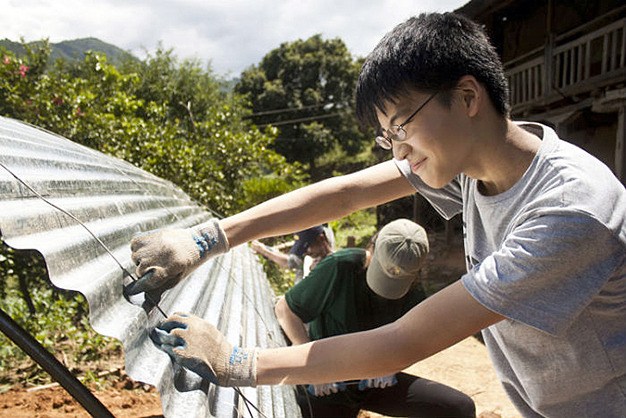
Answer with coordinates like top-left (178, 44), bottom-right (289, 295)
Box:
top-left (236, 35), bottom-right (369, 174)
top-left (0, 42), bottom-right (306, 215)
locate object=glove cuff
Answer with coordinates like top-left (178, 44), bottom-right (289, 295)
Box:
top-left (191, 218), bottom-right (230, 259)
top-left (223, 346), bottom-right (257, 387)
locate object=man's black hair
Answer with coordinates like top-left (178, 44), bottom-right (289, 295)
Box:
top-left (356, 12), bottom-right (510, 128)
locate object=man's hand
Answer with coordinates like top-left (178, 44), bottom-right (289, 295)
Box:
top-left (127, 218), bottom-right (229, 295)
top-left (358, 374), bottom-right (398, 390)
top-left (306, 382), bottom-right (347, 397)
top-left (149, 312), bottom-right (257, 387)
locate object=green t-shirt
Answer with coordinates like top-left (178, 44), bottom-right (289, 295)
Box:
top-left (285, 248), bottom-right (426, 341)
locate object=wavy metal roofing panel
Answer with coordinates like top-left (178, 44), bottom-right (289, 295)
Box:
top-left (0, 116), bottom-right (300, 418)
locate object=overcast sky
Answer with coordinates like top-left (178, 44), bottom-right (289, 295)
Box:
top-left (5, 0), bottom-right (468, 77)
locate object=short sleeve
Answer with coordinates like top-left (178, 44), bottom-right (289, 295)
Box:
top-left (462, 214), bottom-right (625, 335)
top-left (393, 158), bottom-right (464, 220)
top-left (284, 256), bottom-right (340, 323)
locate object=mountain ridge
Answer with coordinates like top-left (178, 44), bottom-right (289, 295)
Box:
top-left (0, 37), bottom-right (138, 66)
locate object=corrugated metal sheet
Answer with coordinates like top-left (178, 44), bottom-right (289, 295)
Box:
top-left (0, 116), bottom-right (301, 418)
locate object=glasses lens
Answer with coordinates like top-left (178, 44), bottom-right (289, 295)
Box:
top-left (389, 126), bottom-right (406, 141)
top-left (375, 136), bottom-right (392, 150)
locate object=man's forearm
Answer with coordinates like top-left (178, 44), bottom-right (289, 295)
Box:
top-left (257, 323), bottom-right (404, 385)
top-left (256, 281), bottom-right (504, 385)
top-left (222, 161), bottom-right (413, 247)
top-left (257, 244), bottom-right (290, 268)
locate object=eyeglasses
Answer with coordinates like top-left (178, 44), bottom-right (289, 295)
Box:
top-left (375, 91), bottom-right (439, 150)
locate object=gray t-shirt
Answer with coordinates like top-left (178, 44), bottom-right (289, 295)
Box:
top-left (395, 122), bottom-right (626, 417)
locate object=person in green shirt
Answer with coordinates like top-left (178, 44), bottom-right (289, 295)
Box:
top-left (274, 219), bottom-right (475, 417)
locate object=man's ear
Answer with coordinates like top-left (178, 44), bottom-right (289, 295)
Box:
top-left (456, 75), bottom-right (481, 117)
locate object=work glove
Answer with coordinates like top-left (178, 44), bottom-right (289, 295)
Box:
top-left (306, 382), bottom-right (347, 397)
top-left (150, 312), bottom-right (257, 387)
top-left (358, 374), bottom-right (398, 390)
top-left (127, 218), bottom-right (229, 295)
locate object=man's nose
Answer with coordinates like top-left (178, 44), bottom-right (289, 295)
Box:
top-left (392, 141), bottom-right (410, 160)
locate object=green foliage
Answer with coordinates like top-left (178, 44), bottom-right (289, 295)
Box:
top-left (236, 35), bottom-right (370, 173)
top-left (330, 209), bottom-right (378, 249)
top-left (0, 40), bottom-right (305, 216)
top-left (0, 284), bottom-right (122, 386)
top-left (256, 254), bottom-right (296, 296)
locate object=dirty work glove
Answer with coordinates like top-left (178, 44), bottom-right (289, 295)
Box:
top-left (358, 374), bottom-right (398, 390)
top-left (150, 312), bottom-right (257, 387)
top-left (306, 382), bottom-right (347, 397)
top-left (127, 219), bottom-right (229, 295)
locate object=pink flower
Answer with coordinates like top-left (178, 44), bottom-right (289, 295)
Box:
top-left (3, 56), bottom-right (10, 65)
top-left (18, 64), bottom-right (29, 77)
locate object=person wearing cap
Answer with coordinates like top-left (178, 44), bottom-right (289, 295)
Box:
top-left (250, 224), bottom-right (334, 284)
top-left (275, 219), bottom-right (475, 417)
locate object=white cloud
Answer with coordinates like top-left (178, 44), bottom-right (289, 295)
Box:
top-left (3, 0), bottom-right (468, 76)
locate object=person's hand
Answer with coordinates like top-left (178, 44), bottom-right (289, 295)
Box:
top-left (306, 382), bottom-right (347, 397)
top-left (127, 218), bottom-right (229, 295)
top-left (358, 374), bottom-right (397, 390)
top-left (149, 312), bottom-right (257, 387)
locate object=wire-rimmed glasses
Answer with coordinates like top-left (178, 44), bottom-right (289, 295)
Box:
top-left (375, 91), bottom-right (439, 150)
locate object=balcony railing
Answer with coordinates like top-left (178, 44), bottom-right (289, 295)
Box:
top-left (506, 17), bottom-right (625, 112)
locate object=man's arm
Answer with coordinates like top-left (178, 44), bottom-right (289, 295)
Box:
top-left (130, 160), bottom-right (412, 293)
top-left (250, 241), bottom-right (290, 269)
top-left (274, 296), bottom-right (311, 345)
top-left (223, 160), bottom-right (414, 247)
top-left (257, 281), bottom-right (504, 385)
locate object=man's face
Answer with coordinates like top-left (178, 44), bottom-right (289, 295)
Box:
top-left (376, 89), bottom-right (474, 189)
top-left (305, 235), bottom-right (327, 258)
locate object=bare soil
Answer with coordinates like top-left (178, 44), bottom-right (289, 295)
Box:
top-left (0, 231), bottom-right (519, 417)
top-left (0, 372), bottom-right (163, 418)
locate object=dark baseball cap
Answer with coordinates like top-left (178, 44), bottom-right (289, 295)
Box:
top-left (366, 219), bottom-right (429, 299)
top-left (289, 225), bottom-right (326, 257)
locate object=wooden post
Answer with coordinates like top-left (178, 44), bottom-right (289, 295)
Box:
top-left (543, 0), bottom-right (554, 100)
top-left (616, 105), bottom-right (626, 184)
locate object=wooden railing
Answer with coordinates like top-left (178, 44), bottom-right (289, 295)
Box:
top-left (506, 17), bottom-right (625, 111)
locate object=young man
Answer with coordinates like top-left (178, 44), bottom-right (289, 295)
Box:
top-left (251, 224), bottom-right (334, 284)
top-left (275, 219), bottom-right (475, 417)
top-left (132, 12), bottom-right (626, 418)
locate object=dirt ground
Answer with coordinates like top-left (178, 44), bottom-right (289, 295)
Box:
top-left (0, 337), bottom-right (518, 418)
top-left (0, 231), bottom-right (520, 417)
top-left (0, 372), bottom-right (163, 418)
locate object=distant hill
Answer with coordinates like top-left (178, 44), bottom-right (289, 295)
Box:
top-left (0, 37), bottom-right (138, 67)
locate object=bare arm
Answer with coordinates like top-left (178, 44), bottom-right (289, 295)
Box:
top-left (257, 281), bottom-right (504, 385)
top-left (129, 160), bottom-right (412, 293)
top-left (274, 296), bottom-right (311, 345)
top-left (250, 241), bottom-right (290, 269)
top-left (223, 160), bottom-right (414, 247)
